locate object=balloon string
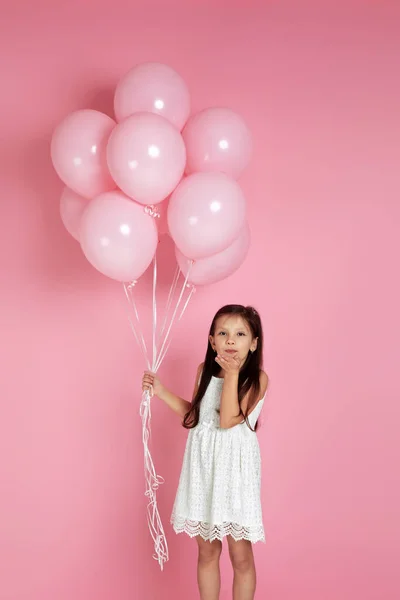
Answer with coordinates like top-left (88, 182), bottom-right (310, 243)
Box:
top-left (140, 388), bottom-right (169, 570)
top-left (152, 256), bottom-right (158, 370)
top-left (158, 265), bottom-right (180, 346)
top-left (123, 283), bottom-right (150, 369)
top-left (123, 280), bottom-right (167, 567)
top-left (122, 256), bottom-right (194, 570)
top-left (155, 261), bottom-right (194, 372)
top-left (124, 283), bottom-right (150, 360)
top-left (156, 283), bottom-right (195, 371)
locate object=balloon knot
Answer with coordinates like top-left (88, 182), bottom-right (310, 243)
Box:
top-left (144, 205), bottom-right (160, 218)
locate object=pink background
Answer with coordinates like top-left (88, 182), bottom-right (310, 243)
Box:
top-left (1, 1), bottom-right (399, 599)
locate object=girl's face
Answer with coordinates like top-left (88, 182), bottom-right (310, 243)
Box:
top-left (209, 315), bottom-right (257, 367)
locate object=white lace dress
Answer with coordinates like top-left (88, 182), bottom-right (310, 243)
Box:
top-left (171, 375), bottom-right (265, 543)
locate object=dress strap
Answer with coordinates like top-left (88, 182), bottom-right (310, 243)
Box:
top-left (248, 395), bottom-right (265, 428)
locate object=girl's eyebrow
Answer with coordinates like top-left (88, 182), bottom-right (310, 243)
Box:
top-left (216, 327), bottom-right (248, 333)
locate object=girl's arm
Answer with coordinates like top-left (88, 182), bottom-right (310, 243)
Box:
top-left (219, 370), bottom-right (268, 429)
top-left (157, 387), bottom-right (191, 419)
top-left (142, 363), bottom-right (203, 419)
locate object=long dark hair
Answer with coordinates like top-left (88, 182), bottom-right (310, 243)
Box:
top-left (183, 304), bottom-right (264, 432)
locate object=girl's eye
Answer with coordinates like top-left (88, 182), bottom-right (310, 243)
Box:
top-left (218, 332), bottom-right (226, 336)
top-left (238, 332), bottom-right (246, 336)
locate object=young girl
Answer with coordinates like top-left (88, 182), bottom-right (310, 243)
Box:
top-left (142, 304), bottom-right (268, 600)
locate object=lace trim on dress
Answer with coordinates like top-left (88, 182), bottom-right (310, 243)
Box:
top-left (171, 514), bottom-right (265, 544)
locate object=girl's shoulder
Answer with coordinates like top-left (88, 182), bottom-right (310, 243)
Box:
top-left (196, 362), bottom-right (204, 379)
top-left (194, 362), bottom-right (204, 388)
top-left (259, 370), bottom-right (269, 398)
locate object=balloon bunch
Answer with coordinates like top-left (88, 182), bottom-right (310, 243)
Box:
top-left (51, 62), bottom-right (253, 569)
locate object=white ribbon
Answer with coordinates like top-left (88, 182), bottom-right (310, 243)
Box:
top-left (123, 255), bottom-right (195, 570)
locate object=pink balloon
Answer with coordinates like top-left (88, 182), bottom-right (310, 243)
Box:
top-left (107, 112), bottom-right (186, 206)
top-left (176, 223), bottom-right (251, 286)
top-left (168, 172), bottom-right (246, 260)
top-left (59, 187), bottom-right (89, 241)
top-left (51, 110), bottom-right (116, 199)
top-left (183, 107), bottom-right (253, 179)
top-left (80, 191), bottom-right (158, 282)
top-left (114, 62), bottom-right (190, 130)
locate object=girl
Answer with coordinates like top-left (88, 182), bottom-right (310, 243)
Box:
top-left (142, 304), bottom-right (268, 600)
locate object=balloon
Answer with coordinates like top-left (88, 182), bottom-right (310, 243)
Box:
top-left (182, 107), bottom-right (252, 179)
top-left (51, 109), bottom-right (116, 199)
top-left (168, 172), bottom-right (246, 260)
top-left (107, 112), bottom-right (186, 206)
top-left (114, 62), bottom-right (190, 130)
top-left (80, 191), bottom-right (158, 282)
top-left (59, 187), bottom-right (89, 241)
top-left (176, 223), bottom-right (251, 286)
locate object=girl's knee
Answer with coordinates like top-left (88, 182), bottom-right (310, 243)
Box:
top-left (230, 552), bottom-right (254, 573)
top-left (197, 538), bottom-right (222, 563)
top-left (228, 539), bottom-right (254, 572)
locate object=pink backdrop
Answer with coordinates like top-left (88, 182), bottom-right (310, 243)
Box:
top-left (1, 1), bottom-right (399, 599)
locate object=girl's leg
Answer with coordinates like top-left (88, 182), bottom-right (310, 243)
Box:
top-left (196, 536), bottom-right (223, 600)
top-left (227, 537), bottom-right (256, 600)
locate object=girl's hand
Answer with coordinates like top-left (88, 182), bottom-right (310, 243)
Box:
top-left (142, 371), bottom-right (164, 397)
top-left (215, 353), bottom-right (241, 375)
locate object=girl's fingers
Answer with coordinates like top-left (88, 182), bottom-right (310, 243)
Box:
top-left (218, 355), bottom-right (232, 364)
top-left (142, 386), bottom-right (154, 398)
top-left (142, 370), bottom-right (156, 398)
top-left (216, 354), bottom-right (240, 372)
